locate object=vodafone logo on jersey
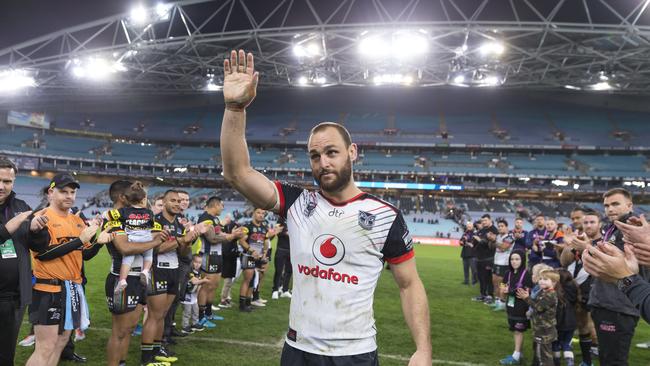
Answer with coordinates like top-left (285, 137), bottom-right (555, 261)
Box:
top-left (312, 234), bottom-right (345, 266)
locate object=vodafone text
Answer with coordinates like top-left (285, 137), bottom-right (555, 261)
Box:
top-left (296, 264), bottom-right (359, 285)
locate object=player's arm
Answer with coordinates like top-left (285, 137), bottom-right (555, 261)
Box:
top-left (262, 238), bottom-right (269, 258)
top-left (220, 50), bottom-right (278, 212)
top-left (35, 223), bottom-right (99, 261)
top-left (391, 259), bottom-right (432, 365)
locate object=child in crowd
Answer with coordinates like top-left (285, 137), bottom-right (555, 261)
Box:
top-left (517, 269), bottom-right (560, 366)
top-left (553, 269), bottom-right (578, 366)
top-left (181, 254), bottom-right (211, 334)
top-left (500, 250), bottom-right (534, 365)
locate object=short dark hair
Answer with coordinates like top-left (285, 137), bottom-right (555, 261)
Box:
top-left (497, 219), bottom-right (508, 227)
top-left (109, 180), bottom-right (132, 203)
top-left (481, 214), bottom-right (491, 219)
top-left (124, 181), bottom-right (147, 205)
top-left (571, 206), bottom-right (586, 214)
top-left (603, 188), bottom-right (632, 201)
top-left (582, 209), bottom-right (601, 220)
top-left (535, 213), bottom-right (545, 219)
top-left (0, 156), bottom-right (17, 174)
top-left (206, 196), bottom-right (223, 208)
top-left (176, 189), bottom-right (189, 196)
top-left (310, 122), bottom-right (352, 148)
top-left (163, 189), bottom-right (178, 198)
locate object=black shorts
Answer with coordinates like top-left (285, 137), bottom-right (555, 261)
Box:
top-left (493, 265), bottom-right (509, 277)
top-left (149, 267), bottom-right (179, 296)
top-left (508, 317), bottom-right (530, 332)
top-left (280, 343), bottom-right (378, 366)
top-left (105, 273), bottom-right (146, 314)
top-left (29, 289), bottom-right (63, 326)
top-left (255, 258), bottom-right (268, 269)
top-left (241, 253), bottom-right (256, 270)
top-left (201, 252), bottom-right (223, 274)
top-left (221, 254), bottom-right (238, 278)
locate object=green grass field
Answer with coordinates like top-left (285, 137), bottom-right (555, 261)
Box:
top-left (14, 245), bottom-right (650, 365)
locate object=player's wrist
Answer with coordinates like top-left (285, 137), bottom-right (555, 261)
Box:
top-left (225, 103), bottom-right (246, 112)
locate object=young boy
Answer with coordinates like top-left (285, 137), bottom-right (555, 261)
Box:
top-left (517, 269), bottom-right (560, 366)
top-left (182, 254), bottom-right (211, 334)
top-left (105, 181), bottom-right (154, 293)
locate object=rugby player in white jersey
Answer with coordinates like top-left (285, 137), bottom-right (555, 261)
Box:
top-left (220, 49), bottom-right (431, 366)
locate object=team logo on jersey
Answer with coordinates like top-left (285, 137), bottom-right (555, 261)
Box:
top-left (358, 211), bottom-right (376, 230)
top-left (312, 234), bottom-right (345, 266)
top-left (303, 192), bottom-right (318, 217)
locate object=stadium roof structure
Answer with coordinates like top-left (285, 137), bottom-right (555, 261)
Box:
top-left (2, 0), bottom-right (650, 100)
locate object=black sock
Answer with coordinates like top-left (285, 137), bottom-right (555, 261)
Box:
top-left (206, 302), bottom-right (213, 317)
top-left (199, 305), bottom-right (206, 319)
top-left (246, 296), bottom-right (252, 306)
top-left (141, 343), bottom-right (153, 363)
top-left (239, 296), bottom-right (247, 308)
top-left (118, 360), bottom-right (126, 366)
top-left (579, 334), bottom-right (592, 364)
top-left (153, 340), bottom-right (162, 355)
top-left (253, 289), bottom-right (259, 301)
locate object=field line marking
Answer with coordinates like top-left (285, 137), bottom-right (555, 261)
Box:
top-left (83, 326), bottom-right (485, 365)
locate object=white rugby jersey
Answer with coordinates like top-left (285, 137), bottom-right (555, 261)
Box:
top-left (275, 181), bottom-right (414, 356)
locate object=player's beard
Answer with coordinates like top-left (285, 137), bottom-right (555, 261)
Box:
top-left (314, 158), bottom-right (352, 194)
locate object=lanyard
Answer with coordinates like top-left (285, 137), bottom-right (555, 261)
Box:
top-left (603, 225), bottom-right (616, 242)
top-left (507, 269), bottom-right (527, 289)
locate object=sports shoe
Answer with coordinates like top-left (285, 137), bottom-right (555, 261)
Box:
top-left (18, 334), bottom-right (35, 347)
top-left (637, 341), bottom-right (650, 349)
top-left (74, 328), bottom-right (86, 341)
top-left (590, 346), bottom-right (599, 357)
top-left (198, 317), bottom-right (216, 328)
top-left (207, 314), bottom-right (224, 321)
top-left (272, 291), bottom-right (280, 299)
top-left (258, 298), bottom-right (268, 304)
top-left (155, 347), bottom-right (178, 363)
top-left (280, 291), bottom-right (292, 298)
top-left (181, 326), bottom-right (194, 335)
top-left (191, 323), bottom-right (205, 332)
top-left (211, 304), bottom-right (222, 311)
top-left (251, 299), bottom-right (266, 307)
top-left (170, 327), bottom-right (187, 338)
top-left (483, 296), bottom-right (494, 305)
top-left (144, 362), bottom-right (171, 366)
top-left (499, 355), bottom-right (521, 365)
top-left (493, 303), bottom-right (505, 311)
top-left (219, 299), bottom-right (232, 308)
top-left (132, 323), bottom-right (143, 336)
top-left (471, 296), bottom-right (485, 302)
top-left (566, 358), bottom-right (575, 366)
top-left (578, 362), bottom-right (593, 366)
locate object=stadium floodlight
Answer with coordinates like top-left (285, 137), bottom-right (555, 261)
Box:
top-left (564, 85), bottom-right (581, 90)
top-left (573, 183), bottom-right (580, 190)
top-left (293, 34), bottom-right (325, 63)
top-left (551, 179), bottom-right (569, 186)
top-left (588, 81), bottom-right (614, 91)
top-left (205, 81), bottom-right (221, 91)
top-left (373, 73), bottom-right (413, 85)
top-left (155, 3), bottom-right (173, 21)
top-left (297, 76), bottom-right (309, 86)
top-left (359, 31), bottom-right (429, 60)
top-left (0, 69), bottom-right (36, 92)
top-left (518, 177), bottom-right (530, 182)
top-left (70, 57), bottom-right (126, 81)
top-left (453, 75), bottom-right (465, 84)
top-left (479, 41), bottom-right (505, 57)
top-left (129, 5), bottom-right (148, 26)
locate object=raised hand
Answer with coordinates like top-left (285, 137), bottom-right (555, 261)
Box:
top-left (5, 210), bottom-right (33, 234)
top-left (30, 209), bottom-right (49, 232)
top-left (223, 50), bottom-right (259, 111)
top-left (615, 215), bottom-right (650, 246)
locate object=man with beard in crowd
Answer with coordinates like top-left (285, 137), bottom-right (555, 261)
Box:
top-left (220, 50), bottom-right (431, 365)
top-left (511, 218), bottom-right (527, 253)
